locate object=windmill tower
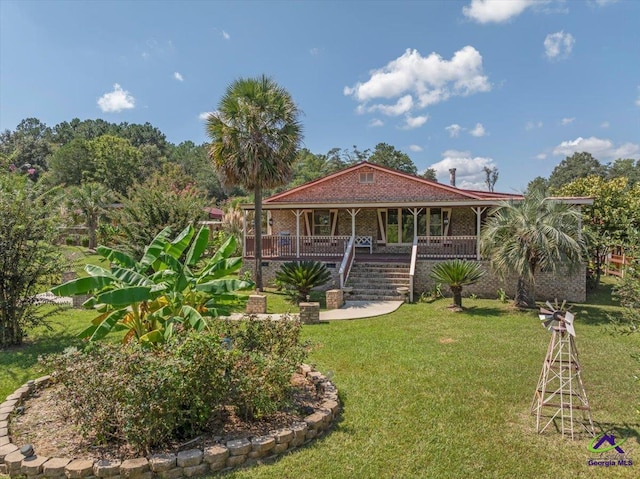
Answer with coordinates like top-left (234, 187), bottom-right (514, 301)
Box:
top-left (530, 300), bottom-right (595, 439)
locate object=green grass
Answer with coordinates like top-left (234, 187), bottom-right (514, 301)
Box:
top-left (59, 245), bottom-right (109, 277)
top-left (2, 283), bottom-right (637, 478)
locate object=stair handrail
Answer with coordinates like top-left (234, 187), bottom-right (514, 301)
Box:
top-left (409, 236), bottom-right (418, 302)
top-left (339, 236), bottom-right (356, 289)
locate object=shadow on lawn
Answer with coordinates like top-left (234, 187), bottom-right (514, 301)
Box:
top-left (1, 328), bottom-right (83, 372)
top-left (593, 421), bottom-right (640, 446)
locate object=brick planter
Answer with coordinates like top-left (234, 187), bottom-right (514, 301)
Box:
top-left (245, 294), bottom-right (267, 314)
top-left (0, 367), bottom-right (340, 479)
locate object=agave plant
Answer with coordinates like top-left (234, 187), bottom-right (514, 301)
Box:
top-left (430, 259), bottom-right (485, 310)
top-left (275, 261), bottom-right (331, 304)
top-left (51, 225), bottom-right (253, 344)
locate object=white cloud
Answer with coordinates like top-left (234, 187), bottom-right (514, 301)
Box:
top-left (368, 95), bottom-right (414, 116)
top-left (369, 118), bottom-right (384, 127)
top-left (174, 72), bottom-right (184, 82)
top-left (560, 117), bottom-right (575, 125)
top-left (429, 149), bottom-right (497, 189)
top-left (536, 153), bottom-right (548, 160)
top-left (402, 114), bottom-right (429, 130)
top-left (525, 120), bottom-right (543, 130)
top-left (544, 31), bottom-right (575, 60)
top-left (445, 124), bottom-right (463, 137)
top-left (553, 136), bottom-right (640, 160)
top-left (97, 84), bottom-right (135, 113)
top-left (408, 144), bottom-right (423, 152)
top-left (310, 47), bottom-right (323, 56)
top-left (462, 0), bottom-right (539, 24)
top-left (344, 46), bottom-right (491, 120)
top-left (594, 0), bottom-right (618, 5)
top-left (222, 30), bottom-right (230, 40)
top-left (469, 123), bottom-right (486, 137)
top-left (636, 85), bottom-right (640, 106)
top-left (600, 121), bottom-right (610, 128)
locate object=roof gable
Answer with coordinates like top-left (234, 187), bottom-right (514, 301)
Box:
top-left (265, 162), bottom-right (520, 204)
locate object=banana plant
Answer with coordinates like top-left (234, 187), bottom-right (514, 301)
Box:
top-left (51, 225), bottom-right (253, 344)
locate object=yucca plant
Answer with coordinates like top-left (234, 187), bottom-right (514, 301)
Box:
top-left (430, 259), bottom-right (485, 310)
top-left (275, 261), bottom-right (331, 304)
top-left (51, 225), bottom-right (253, 344)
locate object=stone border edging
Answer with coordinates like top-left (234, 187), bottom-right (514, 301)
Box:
top-left (0, 364), bottom-right (340, 478)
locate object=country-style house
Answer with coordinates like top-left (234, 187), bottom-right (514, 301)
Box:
top-left (239, 161), bottom-right (592, 302)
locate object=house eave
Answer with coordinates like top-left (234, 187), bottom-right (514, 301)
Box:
top-left (240, 199), bottom-right (517, 211)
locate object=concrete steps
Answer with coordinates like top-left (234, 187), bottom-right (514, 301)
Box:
top-left (345, 261), bottom-right (410, 301)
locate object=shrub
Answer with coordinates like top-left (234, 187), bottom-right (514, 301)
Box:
top-left (430, 259), bottom-right (485, 310)
top-left (0, 175), bottom-right (64, 347)
top-left (43, 315), bottom-right (307, 452)
top-left (275, 261), bottom-right (331, 304)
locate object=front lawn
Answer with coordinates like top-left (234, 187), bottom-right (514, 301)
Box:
top-left (1, 286), bottom-right (637, 478)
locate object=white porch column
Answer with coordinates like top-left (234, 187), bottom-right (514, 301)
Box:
top-left (292, 209), bottom-right (303, 258)
top-left (346, 208), bottom-right (360, 238)
top-left (242, 210), bottom-right (247, 257)
top-left (473, 207), bottom-right (487, 261)
top-left (408, 208), bottom-right (423, 239)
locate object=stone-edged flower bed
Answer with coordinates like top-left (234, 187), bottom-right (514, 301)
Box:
top-left (0, 365), bottom-right (340, 478)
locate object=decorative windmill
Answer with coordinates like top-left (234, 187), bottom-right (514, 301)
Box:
top-left (530, 300), bottom-right (595, 439)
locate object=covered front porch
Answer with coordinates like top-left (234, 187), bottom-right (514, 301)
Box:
top-left (241, 203), bottom-right (489, 261)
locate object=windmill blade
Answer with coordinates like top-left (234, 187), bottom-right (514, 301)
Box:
top-left (564, 311), bottom-right (574, 325)
top-left (560, 300), bottom-right (567, 311)
top-left (543, 319), bottom-right (559, 332)
top-left (539, 314), bottom-right (550, 320)
top-left (546, 301), bottom-right (555, 311)
top-left (540, 308), bottom-right (554, 316)
top-left (564, 311), bottom-right (576, 337)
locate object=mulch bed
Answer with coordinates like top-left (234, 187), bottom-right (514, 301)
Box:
top-left (10, 373), bottom-right (323, 460)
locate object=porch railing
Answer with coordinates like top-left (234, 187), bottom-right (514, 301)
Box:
top-left (339, 236), bottom-right (356, 289)
top-left (416, 236), bottom-right (477, 259)
top-left (244, 235), bottom-right (350, 258)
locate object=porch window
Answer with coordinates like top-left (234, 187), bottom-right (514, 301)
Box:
top-left (429, 208), bottom-right (442, 236)
top-left (313, 210), bottom-right (331, 236)
top-left (380, 208), bottom-right (451, 244)
top-left (402, 209), bottom-right (415, 243)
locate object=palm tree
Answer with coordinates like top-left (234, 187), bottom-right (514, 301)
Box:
top-left (67, 182), bottom-right (114, 249)
top-left (430, 259), bottom-right (485, 310)
top-left (481, 190), bottom-right (586, 308)
top-left (207, 76), bottom-right (302, 290)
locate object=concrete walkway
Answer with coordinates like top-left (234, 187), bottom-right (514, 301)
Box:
top-left (320, 300), bottom-right (404, 320)
top-left (227, 300), bottom-right (404, 321)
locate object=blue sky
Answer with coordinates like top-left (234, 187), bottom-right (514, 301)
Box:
top-left (1, 0), bottom-right (639, 191)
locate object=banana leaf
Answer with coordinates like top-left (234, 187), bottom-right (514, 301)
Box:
top-left (195, 279), bottom-right (253, 295)
top-left (181, 305), bottom-right (207, 331)
top-left (186, 226), bottom-right (209, 266)
top-left (79, 308), bottom-right (128, 341)
top-left (110, 266), bottom-right (155, 287)
top-left (96, 246), bottom-right (137, 269)
top-left (140, 227), bottom-right (171, 269)
top-left (210, 236), bottom-right (236, 262)
top-left (165, 225), bottom-right (194, 260)
top-left (51, 275), bottom-right (115, 296)
top-left (95, 286), bottom-right (153, 306)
